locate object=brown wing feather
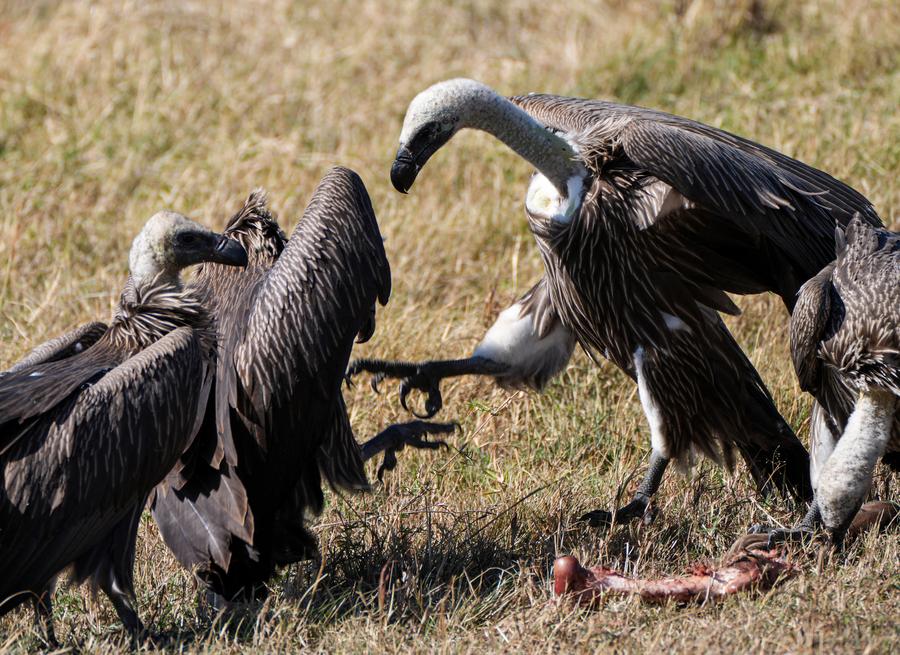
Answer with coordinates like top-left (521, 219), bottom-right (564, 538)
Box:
top-left (232, 167), bottom-right (388, 490)
top-left (511, 94), bottom-right (881, 307)
top-left (3, 322), bottom-right (108, 374)
top-left (236, 166), bottom-right (390, 421)
top-left (0, 327), bottom-right (207, 608)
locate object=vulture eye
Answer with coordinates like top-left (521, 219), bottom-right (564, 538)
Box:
top-left (180, 233), bottom-right (197, 245)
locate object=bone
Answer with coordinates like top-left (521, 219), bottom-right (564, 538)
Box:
top-left (554, 551), bottom-right (796, 606)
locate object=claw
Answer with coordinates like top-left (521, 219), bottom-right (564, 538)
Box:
top-left (399, 380), bottom-right (412, 413)
top-left (371, 372), bottom-right (386, 395)
top-left (424, 386), bottom-right (443, 419)
top-left (398, 379), bottom-right (443, 419)
top-left (377, 449), bottom-right (400, 481)
top-left (579, 498), bottom-right (650, 529)
top-left (373, 421), bottom-right (456, 481)
top-left (747, 524), bottom-right (816, 549)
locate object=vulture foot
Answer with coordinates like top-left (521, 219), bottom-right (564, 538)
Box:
top-left (361, 420), bottom-right (457, 480)
top-left (347, 356), bottom-right (507, 418)
top-left (580, 498), bottom-right (654, 529)
top-left (746, 525), bottom-right (817, 550)
top-left (581, 452), bottom-right (669, 529)
top-left (347, 358), bottom-right (445, 418)
top-left (749, 500), bottom-right (822, 549)
top-left (747, 500), bottom-right (897, 549)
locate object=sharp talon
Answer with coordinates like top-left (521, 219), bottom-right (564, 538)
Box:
top-left (423, 386), bottom-right (444, 419)
top-left (399, 380), bottom-right (412, 413)
top-left (411, 405), bottom-right (434, 419)
top-left (377, 449), bottom-right (398, 482)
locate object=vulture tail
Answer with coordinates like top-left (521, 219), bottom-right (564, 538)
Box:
top-left (729, 349), bottom-right (814, 505)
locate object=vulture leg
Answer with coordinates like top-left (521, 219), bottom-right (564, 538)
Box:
top-left (75, 505), bottom-right (146, 640)
top-left (580, 452), bottom-right (670, 528)
top-left (360, 420), bottom-right (457, 480)
top-left (347, 356), bottom-right (508, 418)
top-left (31, 580), bottom-right (58, 648)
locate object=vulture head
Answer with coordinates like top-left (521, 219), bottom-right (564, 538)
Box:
top-left (129, 211), bottom-right (248, 286)
top-left (392, 78), bottom-right (500, 193)
top-left (392, 79), bottom-right (583, 203)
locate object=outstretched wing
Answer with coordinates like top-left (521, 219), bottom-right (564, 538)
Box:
top-left (0, 327), bottom-right (207, 599)
top-left (3, 322), bottom-right (108, 374)
top-left (511, 94), bottom-right (881, 307)
top-left (231, 166), bottom-right (388, 487)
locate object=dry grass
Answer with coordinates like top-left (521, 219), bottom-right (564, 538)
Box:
top-left (1, 0), bottom-right (898, 652)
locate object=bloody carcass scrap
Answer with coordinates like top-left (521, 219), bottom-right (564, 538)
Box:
top-left (553, 550), bottom-right (796, 606)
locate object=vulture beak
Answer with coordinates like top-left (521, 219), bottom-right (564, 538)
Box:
top-left (391, 145), bottom-right (419, 194)
top-left (210, 236), bottom-right (249, 267)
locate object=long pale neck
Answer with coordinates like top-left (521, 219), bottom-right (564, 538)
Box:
top-left (837, 389), bottom-right (895, 467)
top-left (818, 388), bottom-right (896, 528)
top-left (464, 94), bottom-right (585, 195)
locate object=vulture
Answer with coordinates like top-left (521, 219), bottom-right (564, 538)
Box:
top-left (782, 217), bottom-right (898, 545)
top-left (352, 78), bottom-right (884, 528)
top-left (0, 212), bottom-right (248, 642)
top-left (152, 167), bottom-right (453, 608)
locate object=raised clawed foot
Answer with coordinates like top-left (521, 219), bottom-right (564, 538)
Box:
top-left (347, 358), bottom-right (444, 418)
top-left (361, 420), bottom-right (457, 480)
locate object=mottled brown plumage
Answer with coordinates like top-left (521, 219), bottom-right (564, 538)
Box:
top-left (787, 217), bottom-right (898, 541)
top-left (369, 79), bottom-right (886, 525)
top-left (153, 168), bottom-right (452, 605)
top-left (0, 212), bottom-right (247, 641)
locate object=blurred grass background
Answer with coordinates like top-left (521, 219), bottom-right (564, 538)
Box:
top-left (0, 0), bottom-right (897, 652)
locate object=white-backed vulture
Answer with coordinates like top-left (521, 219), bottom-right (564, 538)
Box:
top-left (781, 217), bottom-right (898, 544)
top-left (352, 79), bottom-right (885, 527)
top-left (152, 167), bottom-right (453, 607)
top-left (0, 212), bottom-right (247, 642)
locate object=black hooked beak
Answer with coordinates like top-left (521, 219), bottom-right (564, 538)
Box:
top-left (391, 145), bottom-right (419, 194)
top-left (210, 235), bottom-right (248, 267)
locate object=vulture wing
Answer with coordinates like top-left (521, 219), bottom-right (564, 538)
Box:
top-left (0, 327), bottom-right (207, 606)
top-left (790, 263), bottom-right (838, 395)
top-left (227, 166), bottom-right (389, 493)
top-left (511, 94), bottom-right (881, 308)
top-left (3, 322), bottom-right (108, 374)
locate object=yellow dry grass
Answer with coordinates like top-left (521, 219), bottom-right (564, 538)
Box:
top-left (0, 0), bottom-right (898, 652)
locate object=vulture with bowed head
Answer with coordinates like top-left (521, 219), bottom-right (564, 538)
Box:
top-left (0, 211), bottom-right (248, 642)
top-left (783, 217), bottom-right (898, 545)
top-left (152, 167), bottom-right (453, 608)
top-left (352, 78), bottom-right (885, 529)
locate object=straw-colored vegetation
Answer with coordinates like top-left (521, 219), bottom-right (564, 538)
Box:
top-left (0, 0), bottom-right (897, 652)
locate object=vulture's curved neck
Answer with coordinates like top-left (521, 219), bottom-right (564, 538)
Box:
top-left (458, 90), bottom-right (585, 196)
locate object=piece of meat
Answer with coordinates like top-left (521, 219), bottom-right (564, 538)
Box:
top-left (846, 501), bottom-right (898, 537)
top-left (554, 550), bottom-right (795, 607)
top-left (554, 501), bottom-right (898, 607)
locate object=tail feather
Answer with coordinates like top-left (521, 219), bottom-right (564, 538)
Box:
top-left (151, 460), bottom-right (253, 573)
top-left (735, 374), bottom-right (813, 503)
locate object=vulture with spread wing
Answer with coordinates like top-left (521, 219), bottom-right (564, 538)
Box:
top-left (352, 79), bottom-right (884, 528)
top-left (152, 167), bottom-right (452, 606)
top-left (0, 212), bottom-right (247, 642)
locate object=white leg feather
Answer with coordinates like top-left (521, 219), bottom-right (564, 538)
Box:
top-left (818, 389), bottom-right (896, 532)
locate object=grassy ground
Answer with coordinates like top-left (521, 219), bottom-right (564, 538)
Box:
top-left (1, 0), bottom-right (898, 652)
